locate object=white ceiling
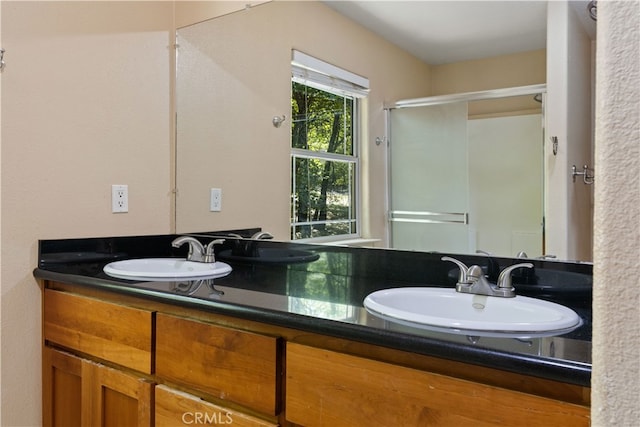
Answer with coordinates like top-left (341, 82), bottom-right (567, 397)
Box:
top-left (324, 1), bottom-right (596, 65)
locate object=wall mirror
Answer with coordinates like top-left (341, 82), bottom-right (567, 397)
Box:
top-left (175, 1), bottom-right (594, 263)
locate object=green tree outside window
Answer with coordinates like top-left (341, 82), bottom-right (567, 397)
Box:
top-left (291, 82), bottom-right (357, 239)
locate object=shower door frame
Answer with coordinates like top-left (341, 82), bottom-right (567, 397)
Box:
top-left (384, 84), bottom-right (547, 254)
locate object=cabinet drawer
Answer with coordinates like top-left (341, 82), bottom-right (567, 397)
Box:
top-left (155, 313), bottom-right (281, 416)
top-left (156, 385), bottom-right (278, 427)
top-left (43, 289), bottom-right (154, 374)
top-left (286, 343), bottom-right (590, 427)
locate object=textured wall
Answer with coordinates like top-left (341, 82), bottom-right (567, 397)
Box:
top-left (592, 1), bottom-right (640, 425)
top-left (0, 2), bottom-right (173, 424)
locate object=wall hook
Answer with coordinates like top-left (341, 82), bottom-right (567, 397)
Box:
top-left (0, 49), bottom-right (5, 72)
top-left (588, 0), bottom-right (597, 21)
top-left (551, 136), bottom-right (558, 156)
top-left (272, 115), bottom-right (286, 128)
top-left (572, 164), bottom-right (595, 184)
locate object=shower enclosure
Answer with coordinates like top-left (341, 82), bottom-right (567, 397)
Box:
top-left (386, 85), bottom-right (546, 258)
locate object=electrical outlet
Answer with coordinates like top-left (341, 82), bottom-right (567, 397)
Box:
top-left (210, 188), bottom-right (222, 212)
top-left (112, 184), bottom-right (129, 213)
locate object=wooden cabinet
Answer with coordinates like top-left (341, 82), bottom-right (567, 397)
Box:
top-left (155, 313), bottom-right (282, 416)
top-left (43, 290), bottom-right (154, 427)
top-left (155, 385), bottom-right (278, 427)
top-left (42, 282), bottom-right (590, 427)
top-left (43, 289), bottom-right (153, 373)
top-left (286, 343), bottom-right (590, 427)
top-left (42, 347), bottom-right (152, 427)
top-left (43, 287), bottom-right (282, 426)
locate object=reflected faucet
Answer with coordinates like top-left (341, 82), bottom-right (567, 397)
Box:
top-left (227, 231), bottom-right (273, 257)
top-left (227, 231), bottom-right (274, 240)
top-left (251, 231), bottom-right (274, 240)
top-left (442, 256), bottom-right (533, 298)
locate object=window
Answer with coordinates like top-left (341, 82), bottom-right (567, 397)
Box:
top-left (290, 51), bottom-right (369, 241)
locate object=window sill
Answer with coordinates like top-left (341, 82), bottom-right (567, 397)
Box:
top-left (321, 238), bottom-right (381, 247)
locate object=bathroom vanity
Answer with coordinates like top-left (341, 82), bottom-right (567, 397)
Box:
top-left (35, 233), bottom-right (592, 426)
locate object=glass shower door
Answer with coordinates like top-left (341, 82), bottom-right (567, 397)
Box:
top-left (388, 102), bottom-right (471, 253)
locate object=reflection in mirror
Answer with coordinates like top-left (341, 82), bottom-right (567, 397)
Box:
top-left (387, 90), bottom-right (545, 258)
top-left (175, 1), bottom-right (593, 263)
top-left (175, 1), bottom-right (432, 240)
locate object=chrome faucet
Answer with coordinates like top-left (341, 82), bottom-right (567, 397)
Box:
top-left (171, 236), bottom-right (224, 263)
top-left (442, 256), bottom-right (533, 298)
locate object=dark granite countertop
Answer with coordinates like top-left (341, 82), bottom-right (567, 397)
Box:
top-left (34, 232), bottom-right (592, 387)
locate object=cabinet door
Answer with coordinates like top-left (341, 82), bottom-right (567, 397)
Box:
top-left (86, 360), bottom-right (153, 427)
top-left (155, 385), bottom-right (278, 427)
top-left (43, 348), bottom-right (153, 427)
top-left (156, 313), bottom-right (281, 416)
top-left (286, 343), bottom-right (590, 427)
top-left (43, 347), bottom-right (83, 427)
top-left (44, 289), bottom-right (154, 373)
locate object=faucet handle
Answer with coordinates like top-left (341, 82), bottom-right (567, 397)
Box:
top-left (204, 239), bottom-right (225, 263)
top-left (441, 256), bottom-right (470, 284)
top-left (497, 263), bottom-right (534, 290)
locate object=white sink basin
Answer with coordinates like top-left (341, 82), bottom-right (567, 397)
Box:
top-left (364, 287), bottom-right (582, 337)
top-left (103, 258), bottom-right (232, 281)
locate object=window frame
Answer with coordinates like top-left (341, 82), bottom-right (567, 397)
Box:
top-left (290, 52), bottom-right (368, 242)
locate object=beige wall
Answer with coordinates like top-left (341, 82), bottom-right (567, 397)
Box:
top-left (1, 2), bottom-right (173, 424)
top-left (431, 48), bottom-right (546, 94)
top-left (430, 49), bottom-right (546, 118)
top-left (592, 1), bottom-right (640, 425)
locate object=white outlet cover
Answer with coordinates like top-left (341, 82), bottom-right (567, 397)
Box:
top-left (112, 184), bottom-right (129, 213)
top-left (210, 188), bottom-right (222, 212)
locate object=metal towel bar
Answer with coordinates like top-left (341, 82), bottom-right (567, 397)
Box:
top-left (389, 210), bottom-right (468, 225)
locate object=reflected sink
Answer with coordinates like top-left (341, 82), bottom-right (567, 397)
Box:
top-left (103, 258), bottom-right (232, 281)
top-left (364, 287), bottom-right (582, 338)
top-left (218, 248), bottom-right (320, 264)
